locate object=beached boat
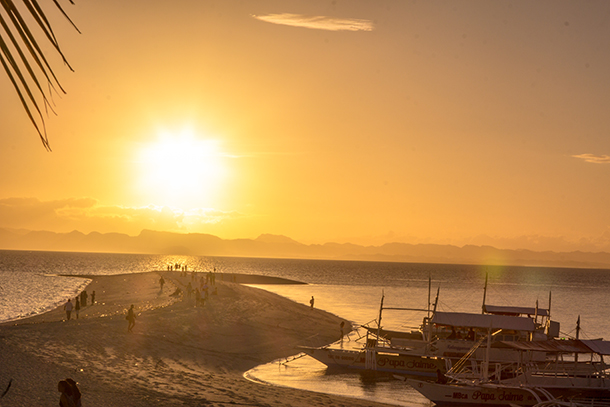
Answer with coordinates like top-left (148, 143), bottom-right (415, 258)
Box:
top-left (404, 336), bottom-right (610, 406)
top-left (299, 344), bottom-right (447, 377)
top-left (299, 311), bottom-right (548, 383)
top-left (299, 283), bottom-right (448, 377)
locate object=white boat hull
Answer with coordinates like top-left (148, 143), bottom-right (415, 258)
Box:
top-left (300, 347), bottom-right (445, 377)
top-left (405, 379), bottom-right (542, 406)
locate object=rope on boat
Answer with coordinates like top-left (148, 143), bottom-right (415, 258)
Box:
top-left (280, 332), bottom-right (328, 366)
top-left (279, 352), bottom-right (308, 365)
top-left (446, 335), bottom-right (487, 376)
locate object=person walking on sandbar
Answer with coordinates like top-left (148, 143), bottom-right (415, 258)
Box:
top-left (64, 299), bottom-right (73, 321)
top-left (126, 304), bottom-right (136, 333)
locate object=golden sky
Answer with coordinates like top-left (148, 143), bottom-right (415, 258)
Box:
top-left (1, 0), bottom-right (610, 252)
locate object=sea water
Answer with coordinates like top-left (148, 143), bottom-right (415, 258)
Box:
top-left (1, 250), bottom-right (610, 406)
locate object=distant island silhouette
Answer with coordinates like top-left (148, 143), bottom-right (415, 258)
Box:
top-left (1, 228), bottom-right (610, 269)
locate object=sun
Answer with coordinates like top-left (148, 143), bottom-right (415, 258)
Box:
top-left (134, 128), bottom-right (228, 208)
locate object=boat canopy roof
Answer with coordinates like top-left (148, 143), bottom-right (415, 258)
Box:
top-left (484, 304), bottom-right (549, 317)
top-left (498, 339), bottom-right (610, 355)
top-left (431, 312), bottom-right (536, 332)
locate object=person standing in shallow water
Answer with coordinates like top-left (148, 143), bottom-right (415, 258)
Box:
top-left (310, 296), bottom-right (314, 310)
top-left (126, 304), bottom-right (136, 333)
top-left (63, 299), bottom-right (73, 321)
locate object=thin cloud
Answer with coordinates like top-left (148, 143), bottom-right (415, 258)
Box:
top-left (572, 154), bottom-right (610, 164)
top-left (253, 13), bottom-right (374, 32)
top-left (0, 198), bottom-right (245, 235)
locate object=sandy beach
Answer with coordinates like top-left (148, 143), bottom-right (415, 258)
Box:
top-left (0, 271), bottom-right (395, 406)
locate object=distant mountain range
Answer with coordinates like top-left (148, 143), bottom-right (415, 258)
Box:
top-left (2, 228), bottom-right (610, 269)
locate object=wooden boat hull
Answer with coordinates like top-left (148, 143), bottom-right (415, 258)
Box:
top-left (405, 379), bottom-right (542, 406)
top-left (299, 347), bottom-right (445, 377)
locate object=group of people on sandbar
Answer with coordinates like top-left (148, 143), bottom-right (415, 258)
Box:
top-left (167, 262), bottom-right (189, 275)
top-left (123, 270), bottom-right (225, 334)
top-left (63, 289), bottom-right (96, 321)
top-left (185, 270), bottom-right (218, 307)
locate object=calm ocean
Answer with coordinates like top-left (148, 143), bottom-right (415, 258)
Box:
top-left (1, 249), bottom-right (609, 406)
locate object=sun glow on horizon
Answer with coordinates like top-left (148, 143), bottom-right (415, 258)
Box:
top-left (133, 128), bottom-right (228, 209)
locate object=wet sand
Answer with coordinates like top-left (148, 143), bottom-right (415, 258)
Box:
top-left (0, 271), bottom-right (395, 406)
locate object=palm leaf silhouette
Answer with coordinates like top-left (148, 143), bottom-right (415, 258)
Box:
top-left (0, 0), bottom-right (78, 151)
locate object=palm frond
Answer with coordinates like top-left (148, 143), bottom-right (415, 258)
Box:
top-left (0, 46), bottom-right (49, 149)
top-left (0, 0), bottom-right (78, 151)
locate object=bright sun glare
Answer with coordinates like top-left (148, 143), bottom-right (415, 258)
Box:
top-left (135, 128), bottom-right (227, 208)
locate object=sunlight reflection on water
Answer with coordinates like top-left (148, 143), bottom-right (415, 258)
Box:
top-left (0, 271), bottom-right (90, 322)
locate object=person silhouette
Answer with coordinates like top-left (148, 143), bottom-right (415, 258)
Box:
top-left (74, 297), bottom-right (80, 319)
top-left (126, 304), bottom-right (136, 333)
top-left (57, 380), bottom-right (75, 407)
top-left (65, 378), bottom-right (81, 407)
top-left (63, 299), bottom-right (73, 321)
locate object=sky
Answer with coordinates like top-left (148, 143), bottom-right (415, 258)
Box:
top-left (1, 0), bottom-right (610, 253)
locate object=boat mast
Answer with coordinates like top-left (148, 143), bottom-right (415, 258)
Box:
top-left (575, 315), bottom-right (580, 364)
top-left (483, 325), bottom-right (492, 381)
top-left (376, 291), bottom-right (385, 342)
top-left (427, 287), bottom-right (440, 345)
top-left (548, 291), bottom-right (552, 321)
top-left (482, 272), bottom-right (488, 314)
top-left (427, 274), bottom-right (431, 318)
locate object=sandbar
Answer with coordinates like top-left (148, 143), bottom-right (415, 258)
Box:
top-left (0, 271), bottom-right (395, 406)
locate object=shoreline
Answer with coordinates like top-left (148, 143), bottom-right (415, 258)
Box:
top-left (61, 271), bottom-right (308, 285)
top-left (0, 272), bottom-right (305, 325)
top-left (0, 271), bottom-right (395, 406)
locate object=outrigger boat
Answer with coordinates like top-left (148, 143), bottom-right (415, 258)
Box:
top-left (299, 283), bottom-right (446, 377)
top-left (371, 273), bottom-right (559, 359)
top-left (404, 318), bottom-right (610, 406)
top-left (299, 310), bottom-right (546, 377)
top-left (405, 341), bottom-right (610, 406)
